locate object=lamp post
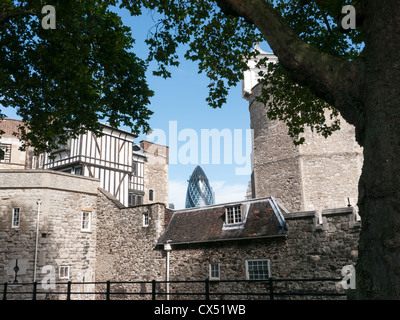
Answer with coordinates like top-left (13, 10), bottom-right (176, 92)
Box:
top-left (164, 241), bottom-right (172, 300)
top-left (33, 200), bottom-right (41, 283)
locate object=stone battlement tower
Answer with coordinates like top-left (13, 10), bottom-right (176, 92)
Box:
top-left (242, 45), bottom-right (363, 212)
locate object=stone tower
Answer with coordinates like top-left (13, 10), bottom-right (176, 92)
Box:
top-left (242, 45), bottom-right (363, 212)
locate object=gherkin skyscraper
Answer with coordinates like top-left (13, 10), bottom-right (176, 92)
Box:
top-left (185, 166), bottom-right (214, 208)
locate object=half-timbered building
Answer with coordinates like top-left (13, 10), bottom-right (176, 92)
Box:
top-left (40, 123), bottom-right (167, 207)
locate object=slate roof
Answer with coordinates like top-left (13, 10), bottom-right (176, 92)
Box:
top-left (158, 197), bottom-right (287, 245)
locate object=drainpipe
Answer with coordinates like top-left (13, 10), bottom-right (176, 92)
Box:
top-left (164, 241), bottom-right (172, 300)
top-left (33, 199), bottom-right (41, 283)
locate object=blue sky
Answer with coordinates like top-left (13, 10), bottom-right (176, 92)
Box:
top-left (2, 7), bottom-right (273, 210)
top-left (120, 8), bottom-right (262, 209)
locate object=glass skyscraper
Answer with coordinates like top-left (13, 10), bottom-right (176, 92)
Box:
top-left (185, 166), bottom-right (214, 208)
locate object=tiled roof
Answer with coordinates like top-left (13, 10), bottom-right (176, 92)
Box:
top-left (158, 198), bottom-right (287, 245)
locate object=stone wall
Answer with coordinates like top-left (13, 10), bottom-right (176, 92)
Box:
top-left (94, 189), bottom-right (167, 299)
top-left (0, 169), bottom-right (361, 300)
top-left (163, 208), bottom-right (360, 300)
top-left (140, 141), bottom-right (169, 206)
top-left (247, 84), bottom-right (363, 212)
top-left (0, 119), bottom-right (32, 169)
top-left (0, 170), bottom-right (99, 299)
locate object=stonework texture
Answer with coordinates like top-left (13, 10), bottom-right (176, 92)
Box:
top-left (247, 84), bottom-right (363, 212)
top-left (162, 209), bottom-right (360, 300)
top-left (94, 190), bottom-right (167, 299)
top-left (0, 119), bottom-right (33, 170)
top-left (140, 140), bottom-right (169, 206)
top-left (0, 170), bottom-right (99, 300)
top-left (0, 171), bottom-right (360, 300)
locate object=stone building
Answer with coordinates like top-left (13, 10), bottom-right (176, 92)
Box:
top-left (0, 119), bottom-right (169, 208)
top-left (0, 170), bottom-right (99, 299)
top-left (0, 169), bottom-right (360, 300)
top-left (0, 169), bottom-right (169, 299)
top-left (0, 119), bottom-right (34, 169)
top-left (0, 47), bottom-right (363, 299)
top-left (242, 46), bottom-right (363, 212)
top-left (156, 197), bottom-right (360, 299)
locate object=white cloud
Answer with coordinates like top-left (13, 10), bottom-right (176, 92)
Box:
top-left (168, 180), bottom-right (188, 210)
top-left (210, 180), bottom-right (248, 205)
top-left (168, 179), bottom-right (248, 210)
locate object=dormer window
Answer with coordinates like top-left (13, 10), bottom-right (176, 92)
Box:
top-left (225, 205), bottom-right (242, 225)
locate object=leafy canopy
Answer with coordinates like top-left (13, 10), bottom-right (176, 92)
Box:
top-left (0, 0), bottom-right (153, 152)
top-left (128, 0), bottom-right (364, 144)
top-left (0, 0), bottom-right (364, 151)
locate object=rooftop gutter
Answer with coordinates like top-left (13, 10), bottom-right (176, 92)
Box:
top-left (156, 232), bottom-right (287, 247)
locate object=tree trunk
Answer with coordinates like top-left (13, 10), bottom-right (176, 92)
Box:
top-left (353, 0), bottom-right (400, 299)
top-left (224, 0), bottom-right (400, 298)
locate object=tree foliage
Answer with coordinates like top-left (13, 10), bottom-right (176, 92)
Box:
top-left (0, 0), bottom-right (153, 152)
top-left (1, 0), bottom-right (365, 150)
top-left (126, 0), bottom-right (364, 144)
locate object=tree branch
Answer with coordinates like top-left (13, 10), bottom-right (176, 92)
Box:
top-left (217, 0), bottom-right (362, 127)
top-left (0, 7), bottom-right (37, 29)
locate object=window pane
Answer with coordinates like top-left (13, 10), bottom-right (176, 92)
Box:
top-left (226, 205), bottom-right (242, 225)
top-left (143, 213), bottom-right (149, 226)
top-left (247, 260), bottom-right (269, 280)
top-left (12, 208), bottom-right (20, 227)
top-left (210, 264), bottom-right (220, 280)
top-left (81, 211), bottom-right (90, 231)
top-left (59, 266), bottom-right (70, 279)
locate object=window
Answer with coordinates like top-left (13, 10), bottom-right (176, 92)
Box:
top-left (149, 190), bottom-right (154, 201)
top-left (225, 205), bottom-right (242, 225)
top-left (12, 208), bottom-right (20, 228)
top-left (143, 213), bottom-right (149, 227)
top-left (0, 144), bottom-right (11, 162)
top-left (209, 263), bottom-right (220, 281)
top-left (59, 266), bottom-right (70, 279)
top-left (74, 167), bottom-right (83, 175)
top-left (129, 193), bottom-right (135, 206)
top-left (81, 211), bottom-right (91, 231)
top-left (129, 193), bottom-right (143, 206)
top-left (245, 259), bottom-right (270, 280)
top-left (0, 146), bottom-right (5, 160)
top-left (132, 161), bottom-right (137, 176)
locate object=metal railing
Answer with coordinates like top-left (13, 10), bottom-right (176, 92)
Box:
top-left (2, 277), bottom-right (347, 300)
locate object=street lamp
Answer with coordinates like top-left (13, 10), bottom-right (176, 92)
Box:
top-left (164, 241), bottom-right (172, 300)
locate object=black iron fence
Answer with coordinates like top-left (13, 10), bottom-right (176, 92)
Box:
top-left (1, 277), bottom-right (347, 300)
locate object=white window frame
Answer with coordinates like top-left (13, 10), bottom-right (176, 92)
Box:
top-left (209, 263), bottom-right (220, 281)
top-left (12, 208), bottom-right (20, 228)
top-left (143, 212), bottom-right (149, 227)
top-left (0, 144), bottom-right (11, 163)
top-left (225, 205), bottom-right (243, 225)
top-left (245, 259), bottom-right (271, 280)
top-left (81, 211), bottom-right (91, 232)
top-left (0, 146), bottom-right (6, 161)
top-left (59, 266), bottom-right (70, 280)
